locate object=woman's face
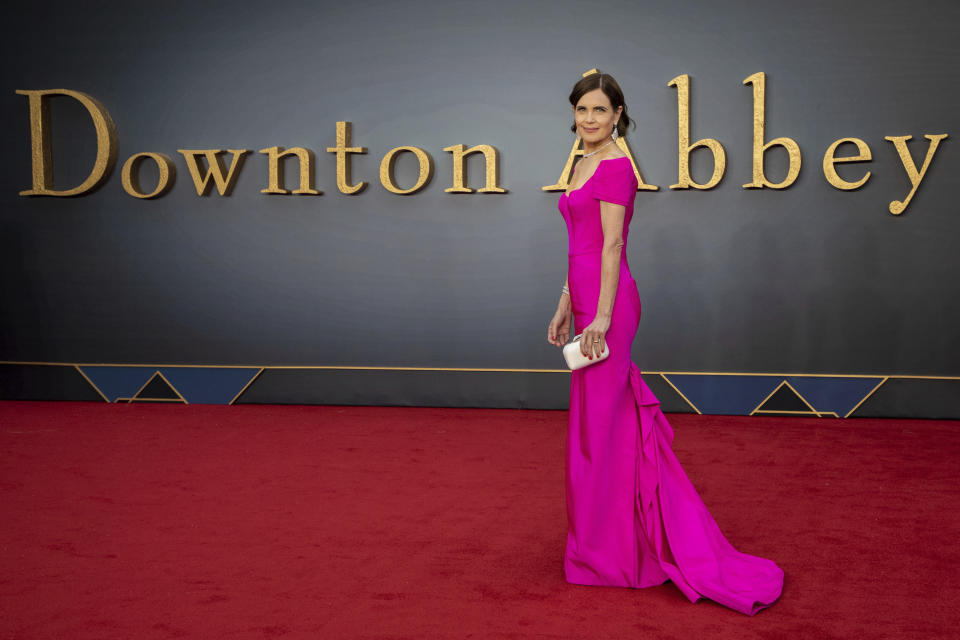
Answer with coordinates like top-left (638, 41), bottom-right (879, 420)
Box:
top-left (573, 88), bottom-right (622, 144)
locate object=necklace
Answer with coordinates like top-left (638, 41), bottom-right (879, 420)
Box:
top-left (582, 138), bottom-right (615, 158)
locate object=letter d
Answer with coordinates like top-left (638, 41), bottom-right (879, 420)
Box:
top-left (16, 89), bottom-right (118, 196)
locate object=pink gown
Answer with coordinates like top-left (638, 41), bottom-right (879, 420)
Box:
top-left (558, 156), bottom-right (783, 616)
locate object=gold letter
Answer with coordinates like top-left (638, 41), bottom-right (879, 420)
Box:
top-left (544, 138), bottom-right (658, 192)
top-left (668, 74), bottom-right (726, 190)
top-left (325, 121), bottom-right (367, 194)
top-left (16, 89), bottom-right (118, 196)
top-left (742, 72), bottom-right (801, 189)
top-left (258, 146), bottom-right (320, 195)
top-left (822, 138), bottom-right (872, 190)
top-left (176, 149), bottom-right (250, 196)
top-left (380, 147), bottom-right (433, 194)
top-left (443, 144), bottom-right (506, 193)
top-left (885, 134), bottom-right (949, 215)
top-left (121, 152), bottom-right (176, 199)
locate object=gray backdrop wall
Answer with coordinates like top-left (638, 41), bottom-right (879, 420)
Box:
top-left (2, 0), bottom-right (958, 417)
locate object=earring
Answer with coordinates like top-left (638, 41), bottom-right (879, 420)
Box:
top-left (611, 121), bottom-right (619, 141)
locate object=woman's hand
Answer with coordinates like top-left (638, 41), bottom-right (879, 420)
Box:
top-left (580, 314), bottom-right (611, 358)
top-left (547, 305), bottom-right (571, 347)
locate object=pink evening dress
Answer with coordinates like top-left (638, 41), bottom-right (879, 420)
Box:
top-left (557, 155), bottom-right (784, 616)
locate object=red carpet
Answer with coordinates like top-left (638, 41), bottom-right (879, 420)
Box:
top-left (1, 401), bottom-right (958, 639)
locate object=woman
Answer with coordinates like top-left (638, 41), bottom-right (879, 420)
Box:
top-left (547, 71), bottom-right (784, 616)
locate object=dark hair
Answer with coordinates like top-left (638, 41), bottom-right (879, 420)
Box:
top-left (568, 70), bottom-right (633, 138)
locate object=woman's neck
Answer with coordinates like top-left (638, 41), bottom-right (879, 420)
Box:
top-left (582, 137), bottom-right (615, 157)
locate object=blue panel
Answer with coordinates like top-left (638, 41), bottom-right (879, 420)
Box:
top-left (665, 375), bottom-right (782, 415)
top-left (79, 366), bottom-right (156, 402)
top-left (786, 376), bottom-right (883, 416)
top-left (158, 367), bottom-right (260, 404)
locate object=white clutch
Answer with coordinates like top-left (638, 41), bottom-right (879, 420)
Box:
top-left (563, 333), bottom-right (610, 370)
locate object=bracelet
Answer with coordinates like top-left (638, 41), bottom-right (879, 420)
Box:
top-left (561, 285), bottom-right (570, 296)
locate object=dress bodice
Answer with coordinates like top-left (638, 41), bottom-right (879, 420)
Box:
top-left (558, 156), bottom-right (639, 258)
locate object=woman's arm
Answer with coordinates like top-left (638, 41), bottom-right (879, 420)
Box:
top-left (547, 274), bottom-right (572, 347)
top-left (596, 201), bottom-right (625, 318)
top-left (580, 200), bottom-right (626, 357)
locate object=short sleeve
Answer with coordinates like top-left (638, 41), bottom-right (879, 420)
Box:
top-left (591, 159), bottom-right (638, 207)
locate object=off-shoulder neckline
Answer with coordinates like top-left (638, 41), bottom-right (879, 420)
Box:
top-left (561, 155), bottom-right (631, 198)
